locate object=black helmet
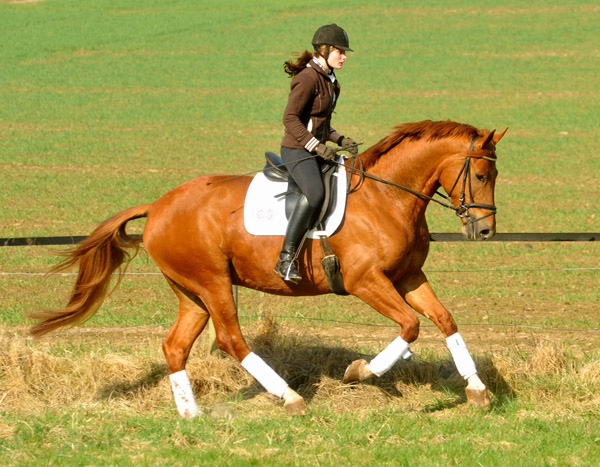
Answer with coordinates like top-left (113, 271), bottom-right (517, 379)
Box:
top-left (311, 24), bottom-right (353, 52)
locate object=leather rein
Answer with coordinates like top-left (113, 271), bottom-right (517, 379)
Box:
top-left (341, 135), bottom-right (497, 225)
top-left (207, 135), bottom-right (497, 225)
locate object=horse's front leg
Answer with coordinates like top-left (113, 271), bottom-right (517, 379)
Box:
top-left (398, 271), bottom-right (491, 407)
top-left (343, 272), bottom-right (420, 384)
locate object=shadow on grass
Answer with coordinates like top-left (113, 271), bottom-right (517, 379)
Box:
top-left (250, 331), bottom-right (518, 411)
top-left (94, 328), bottom-right (516, 412)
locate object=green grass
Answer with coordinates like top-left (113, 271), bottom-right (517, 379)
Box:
top-left (1, 0), bottom-right (598, 235)
top-left (2, 323), bottom-right (599, 466)
top-left (2, 407), bottom-right (598, 466)
top-left (1, 0), bottom-right (599, 465)
top-left (1, 329), bottom-right (599, 466)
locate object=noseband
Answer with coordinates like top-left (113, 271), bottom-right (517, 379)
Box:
top-left (444, 135), bottom-right (497, 226)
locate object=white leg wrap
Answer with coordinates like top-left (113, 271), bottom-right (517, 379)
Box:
top-left (169, 370), bottom-right (201, 418)
top-left (446, 333), bottom-right (477, 380)
top-left (368, 336), bottom-right (411, 377)
top-left (241, 352), bottom-right (288, 399)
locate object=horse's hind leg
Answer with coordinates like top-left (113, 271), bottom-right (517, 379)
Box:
top-left (398, 272), bottom-right (491, 407)
top-left (165, 276), bottom-right (307, 416)
top-left (162, 279), bottom-right (210, 418)
top-left (204, 281), bottom-right (308, 415)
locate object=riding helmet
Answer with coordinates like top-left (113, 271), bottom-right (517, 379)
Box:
top-left (311, 24), bottom-right (353, 52)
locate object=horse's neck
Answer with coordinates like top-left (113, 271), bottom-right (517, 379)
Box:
top-left (366, 141), bottom-right (448, 205)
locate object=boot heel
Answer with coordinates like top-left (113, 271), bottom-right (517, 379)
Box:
top-left (275, 255), bottom-right (302, 283)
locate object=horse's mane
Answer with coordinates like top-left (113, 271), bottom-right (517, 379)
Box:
top-left (360, 120), bottom-right (480, 168)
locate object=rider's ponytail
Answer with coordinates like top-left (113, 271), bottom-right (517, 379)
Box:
top-left (283, 50), bottom-right (316, 77)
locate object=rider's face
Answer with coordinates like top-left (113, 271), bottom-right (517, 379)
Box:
top-left (327, 47), bottom-right (347, 70)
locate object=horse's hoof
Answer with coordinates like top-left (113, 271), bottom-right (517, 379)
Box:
top-left (284, 398), bottom-right (308, 415)
top-left (466, 387), bottom-right (491, 407)
top-left (180, 407), bottom-right (202, 419)
top-left (282, 388), bottom-right (308, 416)
top-left (343, 359), bottom-right (374, 384)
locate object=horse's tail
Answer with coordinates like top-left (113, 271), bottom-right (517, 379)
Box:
top-left (28, 204), bottom-right (151, 337)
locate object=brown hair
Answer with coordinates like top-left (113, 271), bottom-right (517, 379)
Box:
top-left (283, 50), bottom-right (314, 77)
top-left (283, 45), bottom-right (330, 77)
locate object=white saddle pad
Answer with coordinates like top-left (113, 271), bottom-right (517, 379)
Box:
top-left (244, 160), bottom-right (347, 238)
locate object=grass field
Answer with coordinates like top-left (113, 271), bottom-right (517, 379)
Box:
top-left (1, 0), bottom-right (599, 465)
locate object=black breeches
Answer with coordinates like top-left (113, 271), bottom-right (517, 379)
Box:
top-left (280, 147), bottom-right (325, 209)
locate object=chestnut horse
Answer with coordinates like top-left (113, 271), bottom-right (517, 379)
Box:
top-left (29, 120), bottom-right (507, 417)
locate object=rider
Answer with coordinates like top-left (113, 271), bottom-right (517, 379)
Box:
top-left (274, 24), bottom-right (358, 283)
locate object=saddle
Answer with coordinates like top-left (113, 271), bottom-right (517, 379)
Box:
top-left (262, 152), bottom-right (347, 295)
top-left (262, 152), bottom-right (339, 228)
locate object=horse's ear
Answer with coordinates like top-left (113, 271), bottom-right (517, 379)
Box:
top-left (479, 127), bottom-right (508, 149)
top-left (480, 130), bottom-right (496, 149)
top-left (493, 127), bottom-right (508, 144)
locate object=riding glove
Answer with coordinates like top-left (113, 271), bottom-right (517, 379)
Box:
top-left (339, 137), bottom-right (359, 156)
top-left (316, 143), bottom-right (338, 161)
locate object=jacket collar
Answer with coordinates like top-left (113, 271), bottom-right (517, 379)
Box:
top-left (308, 56), bottom-right (336, 83)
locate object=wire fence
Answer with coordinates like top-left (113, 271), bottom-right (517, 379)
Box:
top-left (3, 266), bottom-right (598, 338)
top-left (17, 316), bottom-right (600, 340)
top-left (2, 232), bottom-right (598, 338)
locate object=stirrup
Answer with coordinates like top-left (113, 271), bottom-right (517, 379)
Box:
top-left (275, 258), bottom-right (302, 284)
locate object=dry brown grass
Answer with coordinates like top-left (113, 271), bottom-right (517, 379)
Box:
top-left (1, 318), bottom-right (599, 418)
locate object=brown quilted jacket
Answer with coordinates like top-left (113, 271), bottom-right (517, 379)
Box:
top-left (281, 58), bottom-right (343, 151)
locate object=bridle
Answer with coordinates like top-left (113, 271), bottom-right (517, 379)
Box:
top-left (344, 134), bottom-right (497, 226)
top-left (441, 135), bottom-right (497, 225)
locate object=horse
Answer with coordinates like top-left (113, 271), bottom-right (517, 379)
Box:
top-left (28, 120), bottom-right (507, 417)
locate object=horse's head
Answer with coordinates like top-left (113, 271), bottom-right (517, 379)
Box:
top-left (440, 128), bottom-right (507, 241)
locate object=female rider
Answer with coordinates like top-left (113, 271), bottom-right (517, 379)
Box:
top-left (275, 23), bottom-right (358, 283)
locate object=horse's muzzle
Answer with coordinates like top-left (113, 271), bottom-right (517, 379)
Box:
top-left (462, 217), bottom-right (496, 241)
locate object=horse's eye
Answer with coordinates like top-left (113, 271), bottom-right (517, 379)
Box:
top-left (475, 173), bottom-right (486, 183)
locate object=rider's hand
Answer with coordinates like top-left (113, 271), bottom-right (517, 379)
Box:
top-left (316, 143), bottom-right (337, 161)
top-left (340, 137), bottom-right (359, 156)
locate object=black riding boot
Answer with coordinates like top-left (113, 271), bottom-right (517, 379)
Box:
top-left (274, 195), bottom-right (317, 283)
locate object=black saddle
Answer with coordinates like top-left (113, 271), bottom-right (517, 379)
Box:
top-left (262, 152), bottom-right (340, 227)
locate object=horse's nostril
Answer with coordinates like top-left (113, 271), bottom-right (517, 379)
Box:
top-left (479, 228), bottom-right (495, 239)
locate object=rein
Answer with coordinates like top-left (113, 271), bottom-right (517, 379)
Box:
top-left (208, 136), bottom-right (496, 225)
top-left (340, 135), bottom-right (497, 225)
